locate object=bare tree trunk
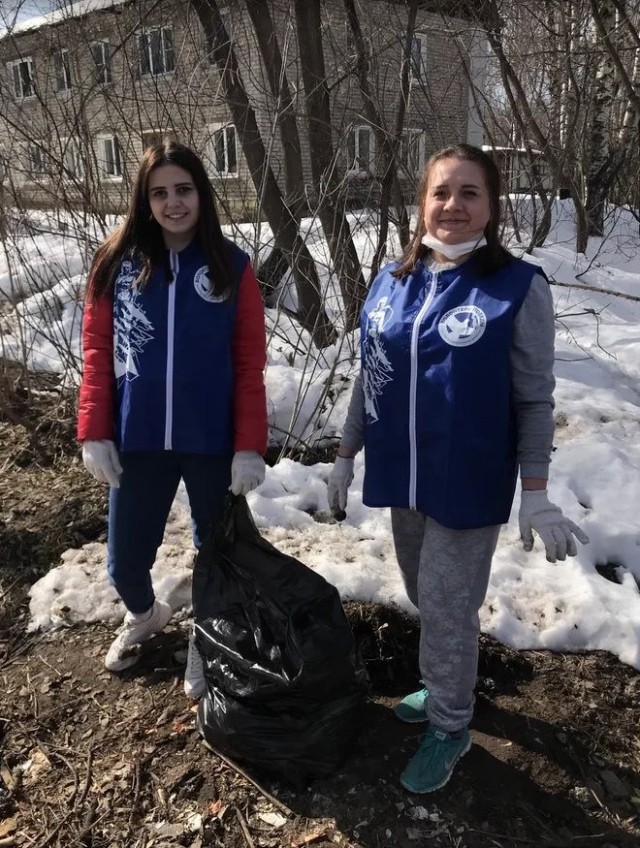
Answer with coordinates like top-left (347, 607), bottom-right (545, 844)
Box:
top-left (293, 0), bottom-right (368, 330)
top-left (343, 0), bottom-right (413, 282)
top-left (619, 45), bottom-right (640, 143)
top-left (191, 0), bottom-right (336, 348)
top-left (585, 0), bottom-right (620, 235)
top-left (244, 0), bottom-right (305, 218)
top-left (476, 0), bottom-right (591, 253)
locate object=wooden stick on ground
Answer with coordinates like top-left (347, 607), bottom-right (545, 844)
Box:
top-left (202, 741), bottom-right (294, 817)
top-left (234, 807), bottom-right (256, 848)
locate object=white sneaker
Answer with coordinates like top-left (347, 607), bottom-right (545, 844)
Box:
top-left (184, 631), bottom-right (206, 699)
top-left (105, 600), bottom-right (173, 672)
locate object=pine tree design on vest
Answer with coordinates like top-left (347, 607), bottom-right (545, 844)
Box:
top-left (363, 296), bottom-right (394, 422)
top-left (113, 262), bottom-right (155, 384)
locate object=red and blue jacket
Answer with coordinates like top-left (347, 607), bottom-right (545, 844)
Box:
top-left (361, 254), bottom-right (540, 529)
top-left (78, 237), bottom-right (268, 455)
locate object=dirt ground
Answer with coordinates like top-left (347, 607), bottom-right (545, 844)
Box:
top-left (1, 360), bottom-right (639, 848)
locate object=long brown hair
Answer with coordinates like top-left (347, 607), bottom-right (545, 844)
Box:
top-left (393, 143), bottom-right (511, 279)
top-left (87, 141), bottom-right (234, 300)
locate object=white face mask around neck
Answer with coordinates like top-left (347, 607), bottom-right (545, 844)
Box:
top-left (421, 233), bottom-right (487, 261)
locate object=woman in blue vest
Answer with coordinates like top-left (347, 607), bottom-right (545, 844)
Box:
top-left (78, 142), bottom-right (268, 692)
top-left (327, 144), bottom-right (589, 794)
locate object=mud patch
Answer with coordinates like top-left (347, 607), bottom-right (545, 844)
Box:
top-left (1, 361), bottom-right (639, 848)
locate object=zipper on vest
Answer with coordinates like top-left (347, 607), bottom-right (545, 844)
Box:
top-left (408, 272), bottom-right (438, 509)
top-left (164, 252), bottom-right (178, 450)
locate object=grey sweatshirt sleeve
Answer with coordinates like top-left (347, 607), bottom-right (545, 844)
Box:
top-left (338, 370), bottom-right (366, 454)
top-left (511, 272), bottom-right (556, 479)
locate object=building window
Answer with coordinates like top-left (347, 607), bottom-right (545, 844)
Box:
top-left (137, 27), bottom-right (175, 77)
top-left (141, 129), bottom-right (177, 150)
top-left (347, 125), bottom-right (375, 173)
top-left (97, 135), bottom-right (123, 179)
top-left (91, 41), bottom-right (112, 85)
top-left (8, 58), bottom-right (34, 99)
top-left (208, 124), bottom-right (237, 177)
top-left (54, 48), bottom-right (72, 92)
top-left (400, 129), bottom-right (426, 174)
top-left (410, 34), bottom-right (427, 83)
top-left (27, 143), bottom-right (48, 176)
top-left (62, 139), bottom-right (83, 180)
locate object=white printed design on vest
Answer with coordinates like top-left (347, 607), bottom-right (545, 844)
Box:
top-left (194, 265), bottom-right (225, 302)
top-left (438, 305), bottom-right (486, 347)
top-left (113, 262), bottom-right (154, 383)
top-left (363, 296), bottom-right (394, 422)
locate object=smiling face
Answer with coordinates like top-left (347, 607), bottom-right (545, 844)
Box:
top-left (147, 164), bottom-right (200, 250)
top-left (422, 157), bottom-right (491, 245)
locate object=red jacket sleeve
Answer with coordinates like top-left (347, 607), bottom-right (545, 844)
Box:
top-left (77, 292), bottom-right (116, 442)
top-left (233, 262), bottom-right (268, 454)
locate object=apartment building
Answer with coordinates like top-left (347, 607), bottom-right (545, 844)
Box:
top-left (0, 0), bottom-right (482, 220)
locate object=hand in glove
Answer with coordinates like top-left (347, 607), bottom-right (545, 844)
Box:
top-left (230, 451), bottom-right (265, 496)
top-left (327, 455), bottom-right (355, 520)
top-left (519, 490), bottom-right (589, 563)
top-left (82, 440), bottom-right (123, 488)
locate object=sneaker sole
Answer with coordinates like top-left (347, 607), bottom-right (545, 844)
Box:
top-left (393, 693), bottom-right (429, 724)
top-left (105, 603), bottom-right (173, 672)
top-left (394, 708), bottom-right (429, 724)
top-left (400, 736), bottom-right (472, 794)
top-left (105, 646), bottom-right (142, 672)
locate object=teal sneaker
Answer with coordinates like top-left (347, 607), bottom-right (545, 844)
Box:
top-left (394, 687), bottom-right (429, 723)
top-left (400, 726), bottom-right (471, 793)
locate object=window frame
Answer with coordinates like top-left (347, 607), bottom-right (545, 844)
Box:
top-left (207, 123), bottom-right (238, 179)
top-left (137, 26), bottom-right (175, 78)
top-left (7, 57), bottom-right (35, 100)
top-left (27, 142), bottom-right (48, 178)
top-left (61, 137), bottom-right (84, 181)
top-left (141, 128), bottom-right (177, 151)
top-left (347, 124), bottom-right (375, 175)
top-left (400, 128), bottom-right (426, 175)
top-left (90, 40), bottom-right (112, 85)
top-left (96, 134), bottom-right (123, 181)
top-left (410, 33), bottom-right (427, 84)
top-left (54, 47), bottom-right (72, 93)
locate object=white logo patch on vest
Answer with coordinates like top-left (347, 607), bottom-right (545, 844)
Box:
top-left (194, 266), bottom-right (225, 303)
top-left (367, 296), bottom-right (392, 338)
top-left (438, 305), bottom-right (486, 347)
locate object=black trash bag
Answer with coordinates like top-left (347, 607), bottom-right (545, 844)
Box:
top-left (193, 494), bottom-right (370, 784)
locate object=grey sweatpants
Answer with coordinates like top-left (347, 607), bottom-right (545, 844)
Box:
top-left (391, 508), bottom-right (500, 732)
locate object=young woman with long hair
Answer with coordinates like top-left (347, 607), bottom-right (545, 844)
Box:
top-left (78, 141), bottom-right (268, 697)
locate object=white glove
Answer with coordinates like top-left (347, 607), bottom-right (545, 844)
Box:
top-left (82, 440), bottom-right (123, 488)
top-left (519, 490), bottom-right (589, 563)
top-left (327, 456), bottom-right (355, 519)
top-left (230, 451), bottom-right (265, 496)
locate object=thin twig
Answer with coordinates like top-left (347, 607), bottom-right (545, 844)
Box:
top-left (128, 757), bottom-right (143, 831)
top-left (202, 741), bottom-right (293, 817)
top-left (551, 278), bottom-right (640, 303)
top-left (50, 750), bottom-right (79, 808)
top-left (78, 748), bottom-right (93, 807)
top-left (77, 798), bottom-right (98, 848)
top-left (234, 806), bottom-right (256, 848)
top-left (466, 828), bottom-right (625, 847)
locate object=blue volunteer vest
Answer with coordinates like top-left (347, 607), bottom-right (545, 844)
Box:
top-left (113, 238), bottom-right (247, 454)
top-left (361, 253), bottom-right (540, 529)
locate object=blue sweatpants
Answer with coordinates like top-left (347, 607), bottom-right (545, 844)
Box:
top-left (107, 452), bottom-right (232, 614)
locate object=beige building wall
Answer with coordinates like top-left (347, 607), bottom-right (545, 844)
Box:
top-left (0, 0), bottom-right (474, 220)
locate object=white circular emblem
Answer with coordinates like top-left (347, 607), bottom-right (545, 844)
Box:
top-left (438, 305), bottom-right (486, 347)
top-left (194, 266), bottom-right (225, 303)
